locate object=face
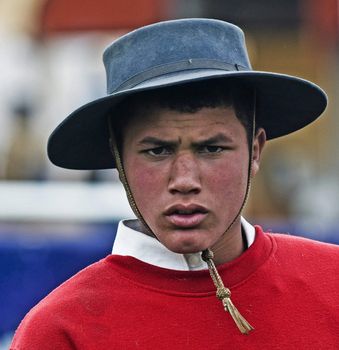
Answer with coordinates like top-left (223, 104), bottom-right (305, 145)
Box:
top-left (122, 106), bottom-right (266, 259)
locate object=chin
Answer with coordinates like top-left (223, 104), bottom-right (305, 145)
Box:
top-left (170, 245), bottom-right (204, 254)
top-left (153, 224), bottom-right (216, 254)
top-left (163, 235), bottom-right (211, 254)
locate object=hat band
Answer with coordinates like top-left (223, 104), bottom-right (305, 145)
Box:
top-left (112, 58), bottom-right (249, 93)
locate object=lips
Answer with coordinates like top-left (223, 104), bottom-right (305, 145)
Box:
top-left (164, 204), bottom-right (208, 228)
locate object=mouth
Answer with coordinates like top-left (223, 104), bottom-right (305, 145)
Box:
top-left (164, 204), bottom-right (208, 228)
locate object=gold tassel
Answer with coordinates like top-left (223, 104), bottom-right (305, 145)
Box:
top-left (217, 287), bottom-right (254, 334)
top-left (202, 249), bottom-right (254, 335)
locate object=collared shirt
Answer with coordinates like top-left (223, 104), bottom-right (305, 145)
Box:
top-left (112, 217), bottom-right (255, 271)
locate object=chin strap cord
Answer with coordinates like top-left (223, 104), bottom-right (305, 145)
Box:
top-left (108, 116), bottom-right (153, 234)
top-left (201, 90), bottom-right (257, 335)
top-left (201, 249), bottom-right (254, 334)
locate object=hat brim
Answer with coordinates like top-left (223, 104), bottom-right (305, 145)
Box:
top-left (48, 69), bottom-right (327, 170)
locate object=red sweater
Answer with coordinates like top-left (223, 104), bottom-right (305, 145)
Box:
top-left (11, 227), bottom-right (339, 349)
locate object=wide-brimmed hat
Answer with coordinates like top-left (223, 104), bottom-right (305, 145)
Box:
top-left (48, 18), bottom-right (327, 170)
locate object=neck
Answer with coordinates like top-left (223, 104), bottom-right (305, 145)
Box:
top-left (209, 219), bottom-right (246, 265)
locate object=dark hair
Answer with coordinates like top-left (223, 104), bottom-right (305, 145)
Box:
top-left (111, 79), bottom-right (258, 149)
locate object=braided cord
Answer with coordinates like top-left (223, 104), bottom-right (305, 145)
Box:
top-left (201, 90), bottom-right (257, 334)
top-left (201, 249), bottom-right (254, 334)
top-left (108, 117), bottom-right (153, 234)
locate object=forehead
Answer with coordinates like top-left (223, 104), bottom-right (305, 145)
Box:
top-left (123, 105), bottom-right (242, 138)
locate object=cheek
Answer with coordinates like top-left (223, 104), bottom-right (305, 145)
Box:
top-left (203, 158), bottom-right (248, 188)
top-left (125, 160), bottom-right (166, 209)
top-left (183, 161), bottom-right (249, 236)
top-left (209, 174), bottom-right (246, 202)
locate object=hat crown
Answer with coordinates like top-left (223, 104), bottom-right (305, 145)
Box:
top-left (103, 18), bottom-right (252, 94)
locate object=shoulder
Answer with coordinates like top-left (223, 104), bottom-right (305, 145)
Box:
top-left (267, 230), bottom-right (339, 254)
top-left (260, 227), bottom-right (339, 271)
top-left (11, 256), bottom-right (114, 349)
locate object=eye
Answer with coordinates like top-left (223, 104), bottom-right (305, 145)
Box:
top-left (146, 146), bottom-right (172, 156)
top-left (199, 145), bottom-right (224, 153)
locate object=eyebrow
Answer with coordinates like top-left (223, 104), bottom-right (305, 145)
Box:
top-left (192, 133), bottom-right (232, 146)
top-left (138, 133), bottom-right (232, 147)
top-left (137, 137), bottom-right (178, 147)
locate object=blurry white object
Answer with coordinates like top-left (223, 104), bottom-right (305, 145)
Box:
top-left (0, 181), bottom-right (135, 221)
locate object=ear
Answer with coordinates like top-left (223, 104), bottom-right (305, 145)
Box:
top-left (251, 128), bottom-right (266, 176)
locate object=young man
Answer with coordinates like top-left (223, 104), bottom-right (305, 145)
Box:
top-left (11, 19), bottom-right (339, 349)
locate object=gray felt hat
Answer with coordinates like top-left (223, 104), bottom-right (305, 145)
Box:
top-left (48, 18), bottom-right (327, 170)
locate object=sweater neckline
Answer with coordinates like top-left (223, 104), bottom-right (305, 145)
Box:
top-left (105, 226), bottom-right (274, 294)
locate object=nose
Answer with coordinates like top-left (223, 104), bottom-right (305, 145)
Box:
top-left (168, 152), bottom-right (202, 195)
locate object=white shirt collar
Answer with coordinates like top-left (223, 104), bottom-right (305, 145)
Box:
top-left (112, 217), bottom-right (255, 271)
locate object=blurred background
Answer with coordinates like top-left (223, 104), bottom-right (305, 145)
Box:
top-left (1, 0), bottom-right (339, 347)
